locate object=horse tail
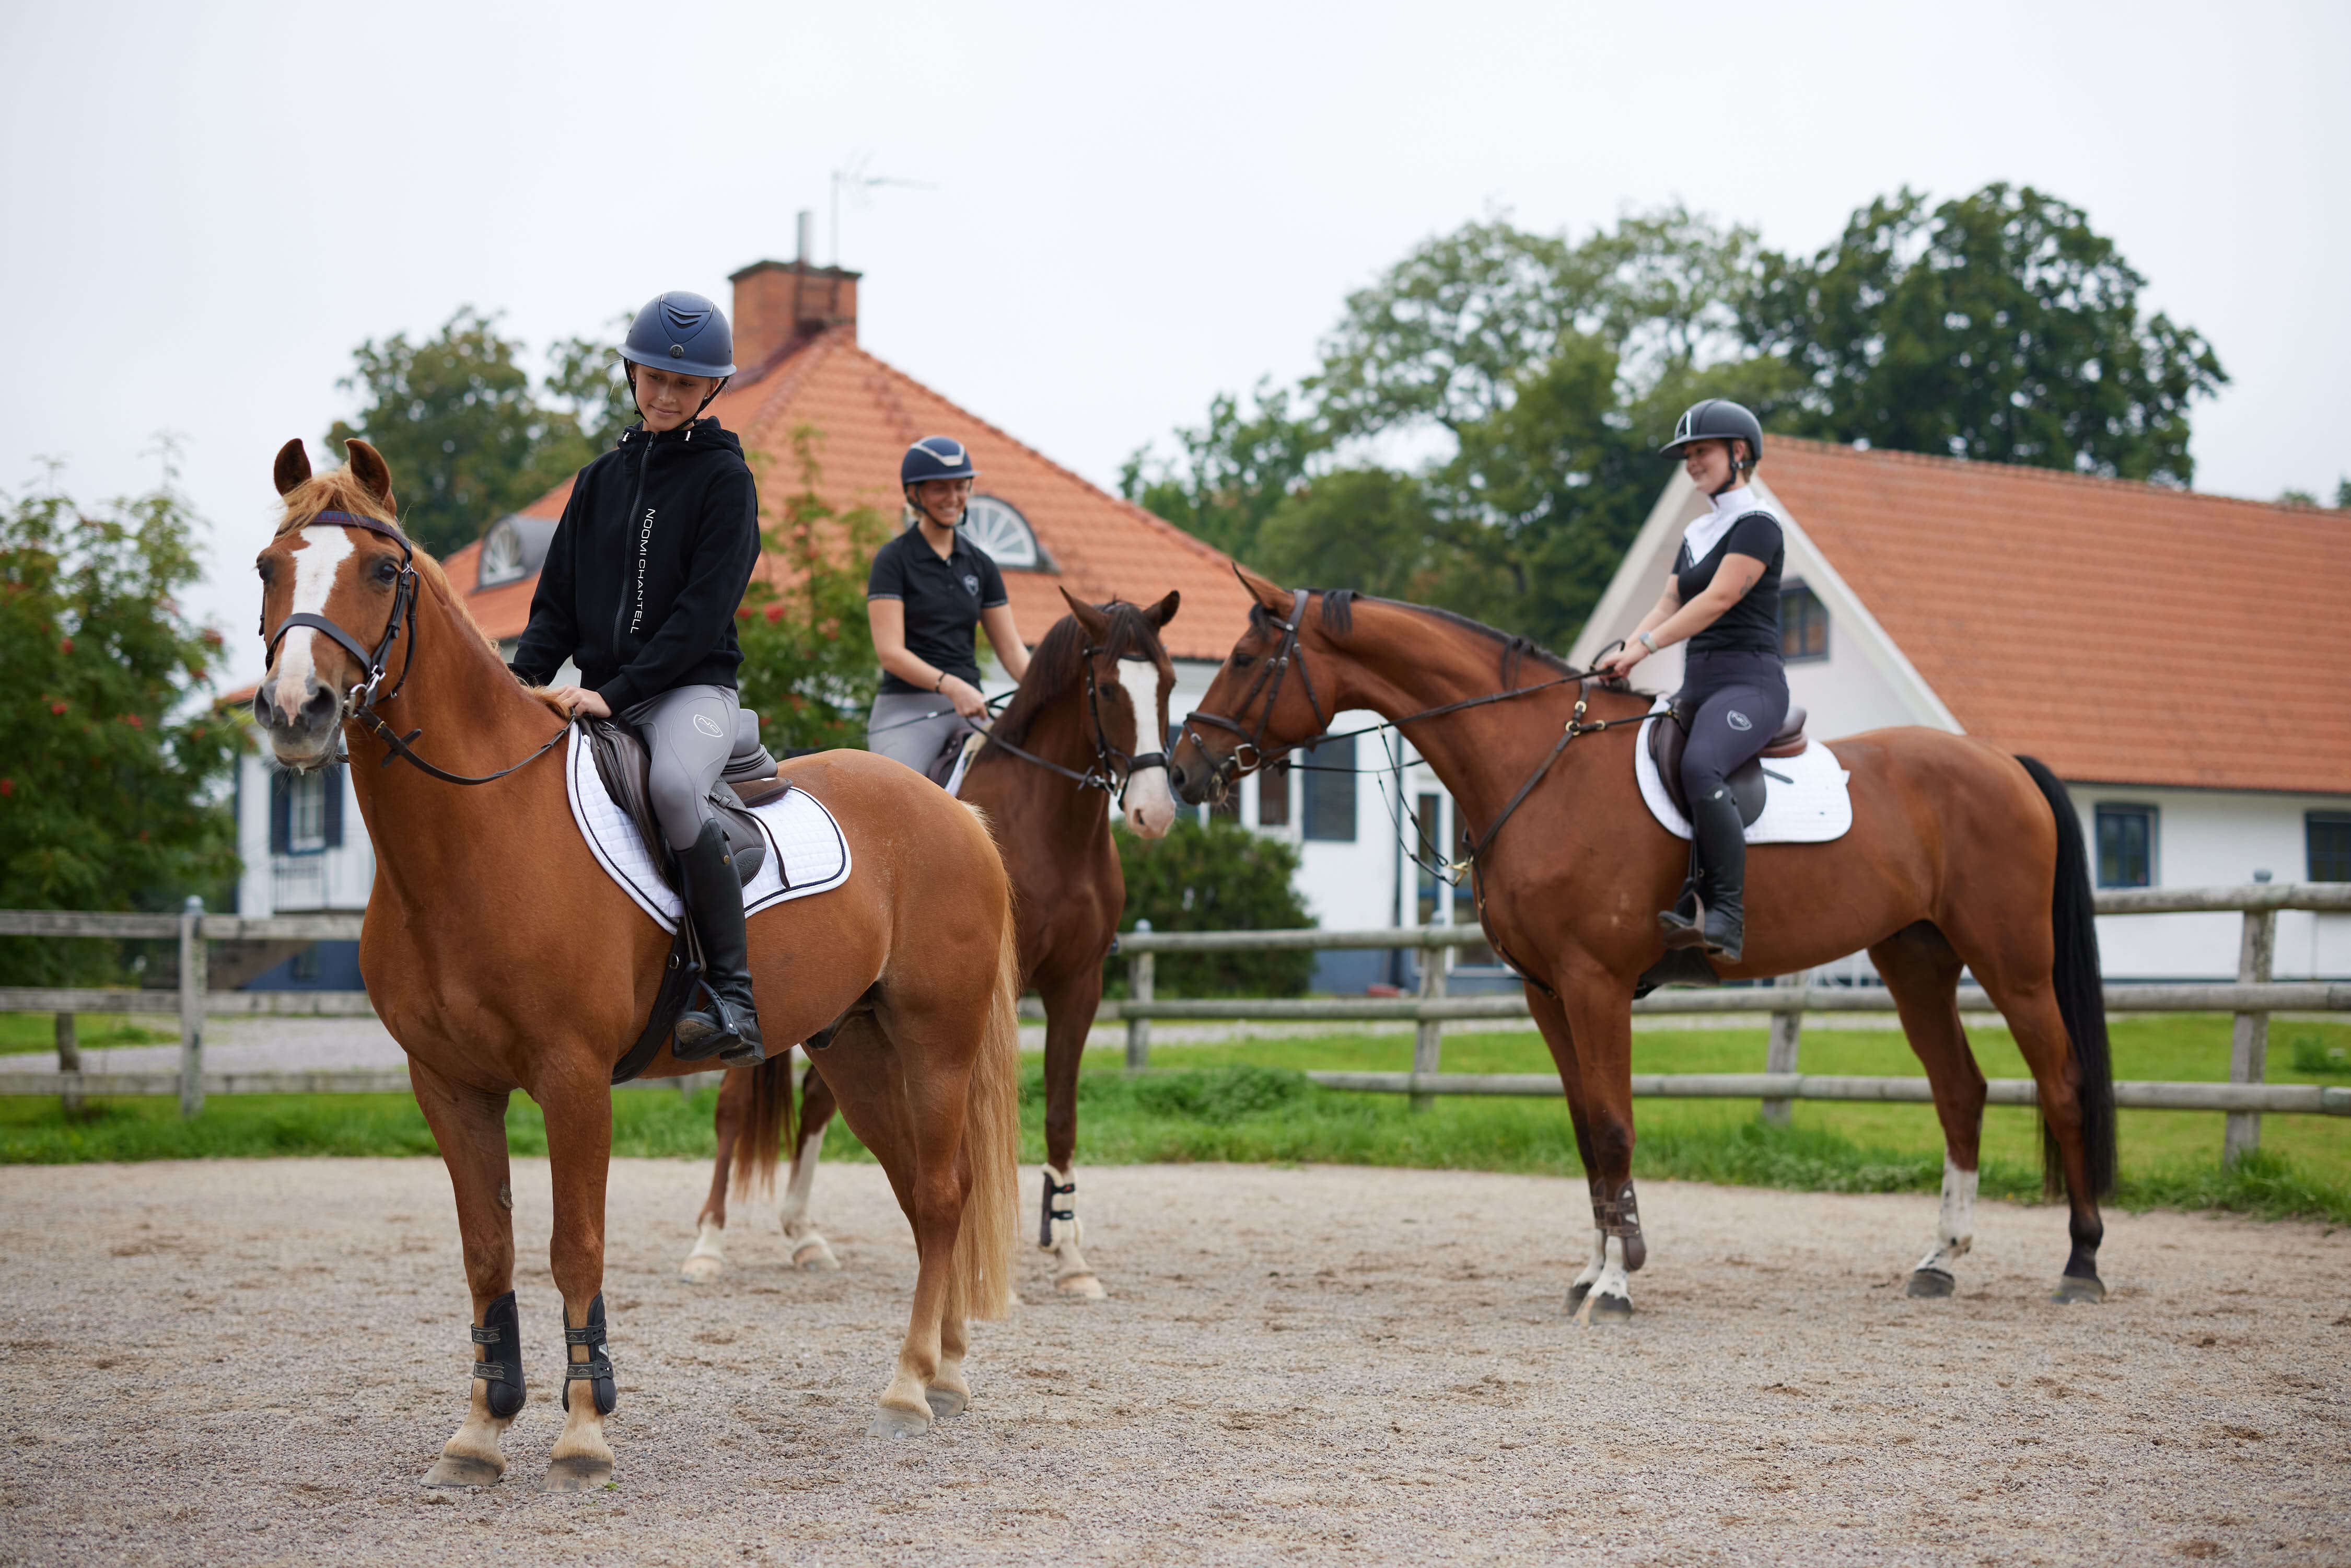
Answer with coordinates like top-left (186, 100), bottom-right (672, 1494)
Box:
top-left (2016, 755), bottom-right (2116, 1198)
top-left (729, 1054), bottom-right (796, 1201)
top-left (953, 887), bottom-right (1023, 1321)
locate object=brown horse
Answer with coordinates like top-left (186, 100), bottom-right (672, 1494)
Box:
top-left (1170, 569), bottom-right (2116, 1319)
top-left (250, 438), bottom-right (1021, 1489)
top-left (682, 589), bottom-right (1182, 1299)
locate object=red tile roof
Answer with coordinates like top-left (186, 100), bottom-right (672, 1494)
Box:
top-left (450, 327), bottom-right (1254, 662)
top-left (1764, 438), bottom-right (2351, 794)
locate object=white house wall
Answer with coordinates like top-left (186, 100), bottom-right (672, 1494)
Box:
top-left (233, 751), bottom-right (375, 917)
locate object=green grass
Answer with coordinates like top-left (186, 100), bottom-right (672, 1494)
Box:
top-left (0, 1012), bottom-right (176, 1054)
top-left (3, 1014), bottom-right (2344, 1224)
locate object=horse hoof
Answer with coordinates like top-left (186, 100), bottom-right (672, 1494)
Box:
top-left (538, 1455), bottom-right (613, 1493)
top-left (421, 1453), bottom-right (504, 1489)
top-left (792, 1242), bottom-right (841, 1272)
top-left (1054, 1273), bottom-right (1106, 1299)
top-left (1565, 1281), bottom-right (1592, 1313)
top-left (1584, 1294), bottom-right (1634, 1326)
top-left (679, 1256), bottom-right (724, 1285)
top-left (2052, 1274), bottom-right (2106, 1305)
top-left (1905, 1268), bottom-right (1957, 1298)
top-left (925, 1386), bottom-right (970, 1418)
top-left (867, 1406), bottom-right (932, 1440)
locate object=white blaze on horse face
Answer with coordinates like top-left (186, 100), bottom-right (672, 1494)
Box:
top-left (1115, 657), bottom-right (1176, 838)
top-left (1913, 1155), bottom-right (1978, 1276)
top-left (265, 526), bottom-right (356, 733)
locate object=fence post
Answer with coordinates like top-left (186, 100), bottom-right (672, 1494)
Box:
top-left (178, 895), bottom-right (205, 1119)
top-left (2224, 908), bottom-right (2276, 1165)
top-left (1410, 936), bottom-right (1446, 1112)
top-left (55, 1012), bottom-right (81, 1116)
top-left (1125, 920), bottom-right (1153, 1073)
top-left (1761, 972), bottom-right (1802, 1126)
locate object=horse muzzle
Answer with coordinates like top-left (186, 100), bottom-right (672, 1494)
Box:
top-left (253, 668), bottom-right (344, 768)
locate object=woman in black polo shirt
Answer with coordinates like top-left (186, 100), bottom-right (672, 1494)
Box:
top-left (1597, 398), bottom-right (1787, 963)
top-left (865, 436), bottom-right (1031, 772)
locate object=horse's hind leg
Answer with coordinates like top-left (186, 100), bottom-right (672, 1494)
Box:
top-left (681, 1067), bottom-right (752, 1283)
top-left (409, 1060), bottom-right (522, 1489)
top-left (778, 1061), bottom-right (841, 1271)
top-left (1035, 961), bottom-right (1105, 1298)
top-left (1868, 923), bottom-right (1987, 1298)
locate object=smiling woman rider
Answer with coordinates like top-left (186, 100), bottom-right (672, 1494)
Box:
top-left (506, 290), bottom-right (770, 1065)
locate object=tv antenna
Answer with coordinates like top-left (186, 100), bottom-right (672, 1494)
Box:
top-left (831, 152), bottom-right (936, 266)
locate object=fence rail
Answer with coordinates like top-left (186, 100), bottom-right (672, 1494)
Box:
top-left (3, 888), bottom-right (2346, 1164)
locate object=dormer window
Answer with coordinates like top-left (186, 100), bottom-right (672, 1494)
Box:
top-left (476, 514), bottom-right (558, 588)
top-left (961, 495), bottom-right (1046, 571)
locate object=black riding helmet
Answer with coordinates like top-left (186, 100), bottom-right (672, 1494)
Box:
top-left (1661, 399), bottom-right (1763, 495)
top-left (618, 291), bottom-right (736, 423)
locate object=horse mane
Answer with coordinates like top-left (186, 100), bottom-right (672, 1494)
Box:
top-left (990, 600), bottom-right (1166, 752)
top-left (1261, 587), bottom-right (1579, 686)
top-left (274, 468), bottom-right (539, 703)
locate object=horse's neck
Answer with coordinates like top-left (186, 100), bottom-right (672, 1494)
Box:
top-left (342, 579), bottom-right (571, 903)
top-left (972, 685), bottom-right (1119, 827)
top-left (1325, 605), bottom-right (1644, 837)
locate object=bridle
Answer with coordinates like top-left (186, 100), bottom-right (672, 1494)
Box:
top-left (262, 509), bottom-right (567, 787)
top-left (1178, 587), bottom-right (1649, 995)
top-left (969, 624), bottom-right (1170, 809)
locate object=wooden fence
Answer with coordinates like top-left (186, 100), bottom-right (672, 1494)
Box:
top-left (3, 885), bottom-right (2347, 1164)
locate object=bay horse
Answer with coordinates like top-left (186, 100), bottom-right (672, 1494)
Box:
top-left (1170, 568), bottom-right (2116, 1319)
top-left (681, 589), bottom-right (1181, 1300)
top-left (250, 438), bottom-right (1021, 1489)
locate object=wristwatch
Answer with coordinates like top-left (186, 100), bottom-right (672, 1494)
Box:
top-left (1637, 631), bottom-right (1659, 653)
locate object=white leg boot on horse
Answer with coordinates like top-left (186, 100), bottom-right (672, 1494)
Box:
top-left (1909, 1157), bottom-right (1980, 1296)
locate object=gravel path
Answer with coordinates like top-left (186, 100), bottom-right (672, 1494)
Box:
top-left (1, 1158), bottom-right (2344, 1566)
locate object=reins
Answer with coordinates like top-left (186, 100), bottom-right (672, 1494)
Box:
top-left (265, 509), bottom-right (569, 787)
top-left (964, 622), bottom-right (1169, 808)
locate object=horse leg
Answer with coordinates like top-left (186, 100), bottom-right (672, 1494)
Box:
top-left (778, 1061), bottom-right (841, 1271)
top-left (409, 1060), bottom-right (523, 1489)
top-left (1868, 923), bottom-right (1987, 1298)
top-left (1526, 987), bottom-right (1608, 1312)
top-left (681, 1066), bottom-right (750, 1283)
top-left (1555, 967), bottom-right (1643, 1325)
top-left (929, 1248), bottom-right (973, 1418)
top-left (1035, 962), bottom-right (1105, 1298)
top-left (537, 1077), bottom-right (617, 1491)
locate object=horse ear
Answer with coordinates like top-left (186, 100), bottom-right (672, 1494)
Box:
top-left (344, 438), bottom-right (397, 511)
top-left (1233, 563), bottom-right (1291, 614)
top-left (273, 439), bottom-right (312, 496)
top-left (1145, 589), bottom-right (1180, 628)
top-left (1057, 585), bottom-right (1111, 638)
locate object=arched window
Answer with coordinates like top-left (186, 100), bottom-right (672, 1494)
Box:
top-left (961, 495), bottom-right (1044, 570)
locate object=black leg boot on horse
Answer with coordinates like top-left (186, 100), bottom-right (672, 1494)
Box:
top-left (673, 819), bottom-right (765, 1065)
top-left (1656, 785), bottom-right (1748, 963)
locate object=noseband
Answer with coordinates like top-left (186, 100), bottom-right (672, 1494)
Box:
top-left (1181, 588), bottom-right (1327, 793)
top-left (972, 629), bottom-right (1168, 807)
top-left (264, 509), bottom-right (567, 786)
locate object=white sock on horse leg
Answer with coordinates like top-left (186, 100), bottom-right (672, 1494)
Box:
top-left (1913, 1156), bottom-right (1978, 1275)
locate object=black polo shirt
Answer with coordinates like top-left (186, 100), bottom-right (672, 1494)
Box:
top-left (1675, 512), bottom-right (1784, 657)
top-left (867, 525), bottom-right (1009, 694)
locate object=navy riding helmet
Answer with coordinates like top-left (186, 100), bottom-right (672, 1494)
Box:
top-left (1660, 398), bottom-right (1763, 464)
top-left (901, 435), bottom-right (978, 489)
top-left (619, 292), bottom-right (736, 378)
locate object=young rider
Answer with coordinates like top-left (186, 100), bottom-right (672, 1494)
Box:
top-left (508, 290), bottom-right (767, 1064)
top-left (1598, 398), bottom-right (1788, 964)
top-left (864, 436), bottom-right (1031, 772)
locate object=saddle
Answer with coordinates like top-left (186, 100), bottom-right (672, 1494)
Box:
top-left (584, 716), bottom-right (784, 891)
top-left (1646, 700), bottom-right (1809, 827)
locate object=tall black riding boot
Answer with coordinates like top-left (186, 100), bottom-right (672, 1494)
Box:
top-left (672, 820), bottom-right (766, 1066)
top-left (1687, 784), bottom-right (1748, 964)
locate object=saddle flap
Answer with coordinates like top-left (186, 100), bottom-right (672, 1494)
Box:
top-left (1644, 704), bottom-right (1766, 827)
top-left (587, 717), bottom-right (764, 890)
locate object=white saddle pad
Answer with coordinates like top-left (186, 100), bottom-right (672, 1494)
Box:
top-left (564, 730), bottom-right (852, 934)
top-left (1634, 709), bottom-right (1853, 845)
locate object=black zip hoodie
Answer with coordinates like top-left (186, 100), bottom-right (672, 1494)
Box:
top-left (508, 417), bottom-right (760, 712)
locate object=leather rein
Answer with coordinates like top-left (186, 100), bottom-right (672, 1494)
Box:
top-left (964, 634), bottom-right (1170, 807)
top-left (1181, 589), bottom-right (1647, 996)
top-left (264, 510), bottom-right (568, 787)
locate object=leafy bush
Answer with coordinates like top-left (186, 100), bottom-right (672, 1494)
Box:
top-left (1111, 816), bottom-right (1314, 997)
top-left (734, 427), bottom-right (888, 752)
top-left (1131, 1064), bottom-right (1311, 1121)
top-left (2289, 1035), bottom-right (2350, 1075)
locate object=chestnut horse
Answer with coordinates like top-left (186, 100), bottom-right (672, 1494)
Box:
top-left (251, 439), bottom-right (1021, 1489)
top-left (682, 590), bottom-right (1182, 1300)
top-left (1171, 569), bottom-right (2116, 1319)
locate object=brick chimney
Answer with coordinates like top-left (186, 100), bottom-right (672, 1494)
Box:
top-left (729, 249), bottom-right (860, 376)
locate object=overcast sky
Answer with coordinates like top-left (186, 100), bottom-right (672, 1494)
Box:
top-left (5, 0), bottom-right (2343, 688)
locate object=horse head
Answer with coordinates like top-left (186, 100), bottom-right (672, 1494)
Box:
top-left (251, 437), bottom-right (411, 771)
top-left (1170, 566), bottom-right (1332, 807)
top-left (1055, 585), bottom-right (1180, 838)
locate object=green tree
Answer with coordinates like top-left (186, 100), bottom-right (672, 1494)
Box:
top-left (1111, 816), bottom-right (1314, 998)
top-left (1747, 183), bottom-right (2227, 483)
top-left (0, 462), bottom-right (240, 982)
top-left (1117, 379), bottom-right (1325, 565)
top-left (1253, 467), bottom-right (1441, 602)
top-left (327, 307), bottom-right (613, 557)
top-left (732, 429), bottom-right (889, 752)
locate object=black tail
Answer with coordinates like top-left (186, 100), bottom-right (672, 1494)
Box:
top-left (2017, 756), bottom-right (2116, 1198)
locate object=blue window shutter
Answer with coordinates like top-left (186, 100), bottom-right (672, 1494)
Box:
top-left (324, 764), bottom-right (345, 848)
top-left (270, 770), bottom-right (291, 854)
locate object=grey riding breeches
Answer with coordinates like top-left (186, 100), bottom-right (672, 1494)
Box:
top-left (624, 684), bottom-right (741, 851)
top-left (866, 689), bottom-right (968, 775)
